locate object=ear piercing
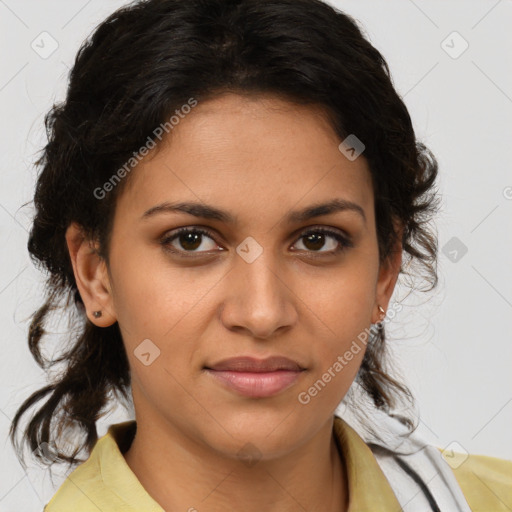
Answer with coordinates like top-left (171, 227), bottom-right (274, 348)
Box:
top-left (376, 305), bottom-right (386, 330)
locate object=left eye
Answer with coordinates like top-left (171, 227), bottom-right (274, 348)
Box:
top-left (293, 228), bottom-right (351, 254)
top-left (160, 227), bottom-right (352, 256)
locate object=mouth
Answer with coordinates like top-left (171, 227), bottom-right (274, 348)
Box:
top-left (204, 356), bottom-right (306, 398)
top-left (204, 369), bottom-right (305, 398)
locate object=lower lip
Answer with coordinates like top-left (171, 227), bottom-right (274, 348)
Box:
top-left (205, 369), bottom-right (303, 398)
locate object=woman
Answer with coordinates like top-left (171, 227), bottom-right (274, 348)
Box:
top-left (10, 0), bottom-right (511, 510)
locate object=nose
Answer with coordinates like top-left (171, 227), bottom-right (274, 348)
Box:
top-left (219, 251), bottom-right (298, 340)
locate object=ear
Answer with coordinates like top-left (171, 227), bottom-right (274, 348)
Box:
top-left (65, 222), bottom-right (117, 327)
top-left (373, 222), bottom-right (403, 324)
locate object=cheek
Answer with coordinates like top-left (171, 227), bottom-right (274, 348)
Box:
top-left (108, 250), bottom-right (220, 401)
top-left (109, 239), bottom-right (213, 340)
top-left (305, 255), bottom-right (378, 337)
top-left (298, 257), bottom-right (378, 401)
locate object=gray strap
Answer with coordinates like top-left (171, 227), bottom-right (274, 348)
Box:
top-left (336, 406), bottom-right (472, 511)
top-left (370, 443), bottom-right (472, 511)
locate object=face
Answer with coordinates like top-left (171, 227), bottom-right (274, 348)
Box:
top-left (69, 92), bottom-right (401, 460)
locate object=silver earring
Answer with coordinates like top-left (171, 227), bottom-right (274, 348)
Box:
top-left (93, 310), bottom-right (102, 318)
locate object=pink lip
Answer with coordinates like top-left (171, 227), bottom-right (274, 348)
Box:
top-left (204, 356), bottom-right (306, 398)
top-left (206, 355), bottom-right (304, 372)
top-left (205, 369), bottom-right (303, 398)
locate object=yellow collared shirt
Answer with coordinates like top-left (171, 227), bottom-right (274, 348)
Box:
top-left (44, 417), bottom-right (512, 511)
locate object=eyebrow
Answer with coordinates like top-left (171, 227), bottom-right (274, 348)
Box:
top-left (140, 198), bottom-right (366, 225)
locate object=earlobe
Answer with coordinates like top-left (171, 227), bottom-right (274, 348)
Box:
top-left (65, 222), bottom-right (117, 327)
top-left (373, 229), bottom-right (403, 324)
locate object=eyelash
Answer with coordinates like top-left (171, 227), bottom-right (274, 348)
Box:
top-left (160, 226), bottom-right (353, 258)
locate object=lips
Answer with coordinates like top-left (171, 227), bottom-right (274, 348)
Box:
top-left (204, 356), bottom-right (306, 398)
top-left (205, 356), bottom-right (304, 372)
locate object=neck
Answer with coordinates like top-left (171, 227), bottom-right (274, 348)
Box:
top-left (123, 414), bottom-right (348, 512)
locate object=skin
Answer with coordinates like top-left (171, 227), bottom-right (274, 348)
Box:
top-left (65, 92), bottom-right (402, 512)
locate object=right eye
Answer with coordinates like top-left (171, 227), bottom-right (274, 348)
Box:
top-left (160, 227), bottom-right (223, 256)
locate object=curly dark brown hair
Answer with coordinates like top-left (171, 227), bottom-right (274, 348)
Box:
top-left (10, 0), bottom-right (440, 469)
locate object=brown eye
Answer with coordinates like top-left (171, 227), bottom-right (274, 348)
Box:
top-left (160, 227), bottom-right (220, 255)
top-left (293, 228), bottom-right (352, 254)
top-left (177, 231), bottom-right (202, 251)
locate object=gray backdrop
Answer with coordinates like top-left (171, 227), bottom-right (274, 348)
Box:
top-left (1, 0), bottom-right (511, 509)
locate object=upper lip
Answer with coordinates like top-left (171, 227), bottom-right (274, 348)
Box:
top-left (205, 356), bottom-right (304, 372)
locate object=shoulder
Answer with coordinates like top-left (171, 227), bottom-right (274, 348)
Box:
top-left (442, 449), bottom-right (512, 511)
top-left (43, 450), bottom-right (109, 511)
top-left (43, 435), bottom-right (129, 511)
top-left (44, 421), bottom-right (162, 511)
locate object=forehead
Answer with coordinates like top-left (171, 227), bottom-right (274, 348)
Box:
top-left (116, 93), bottom-right (374, 226)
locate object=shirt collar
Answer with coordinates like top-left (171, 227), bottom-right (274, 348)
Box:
top-left (333, 416), bottom-right (402, 511)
